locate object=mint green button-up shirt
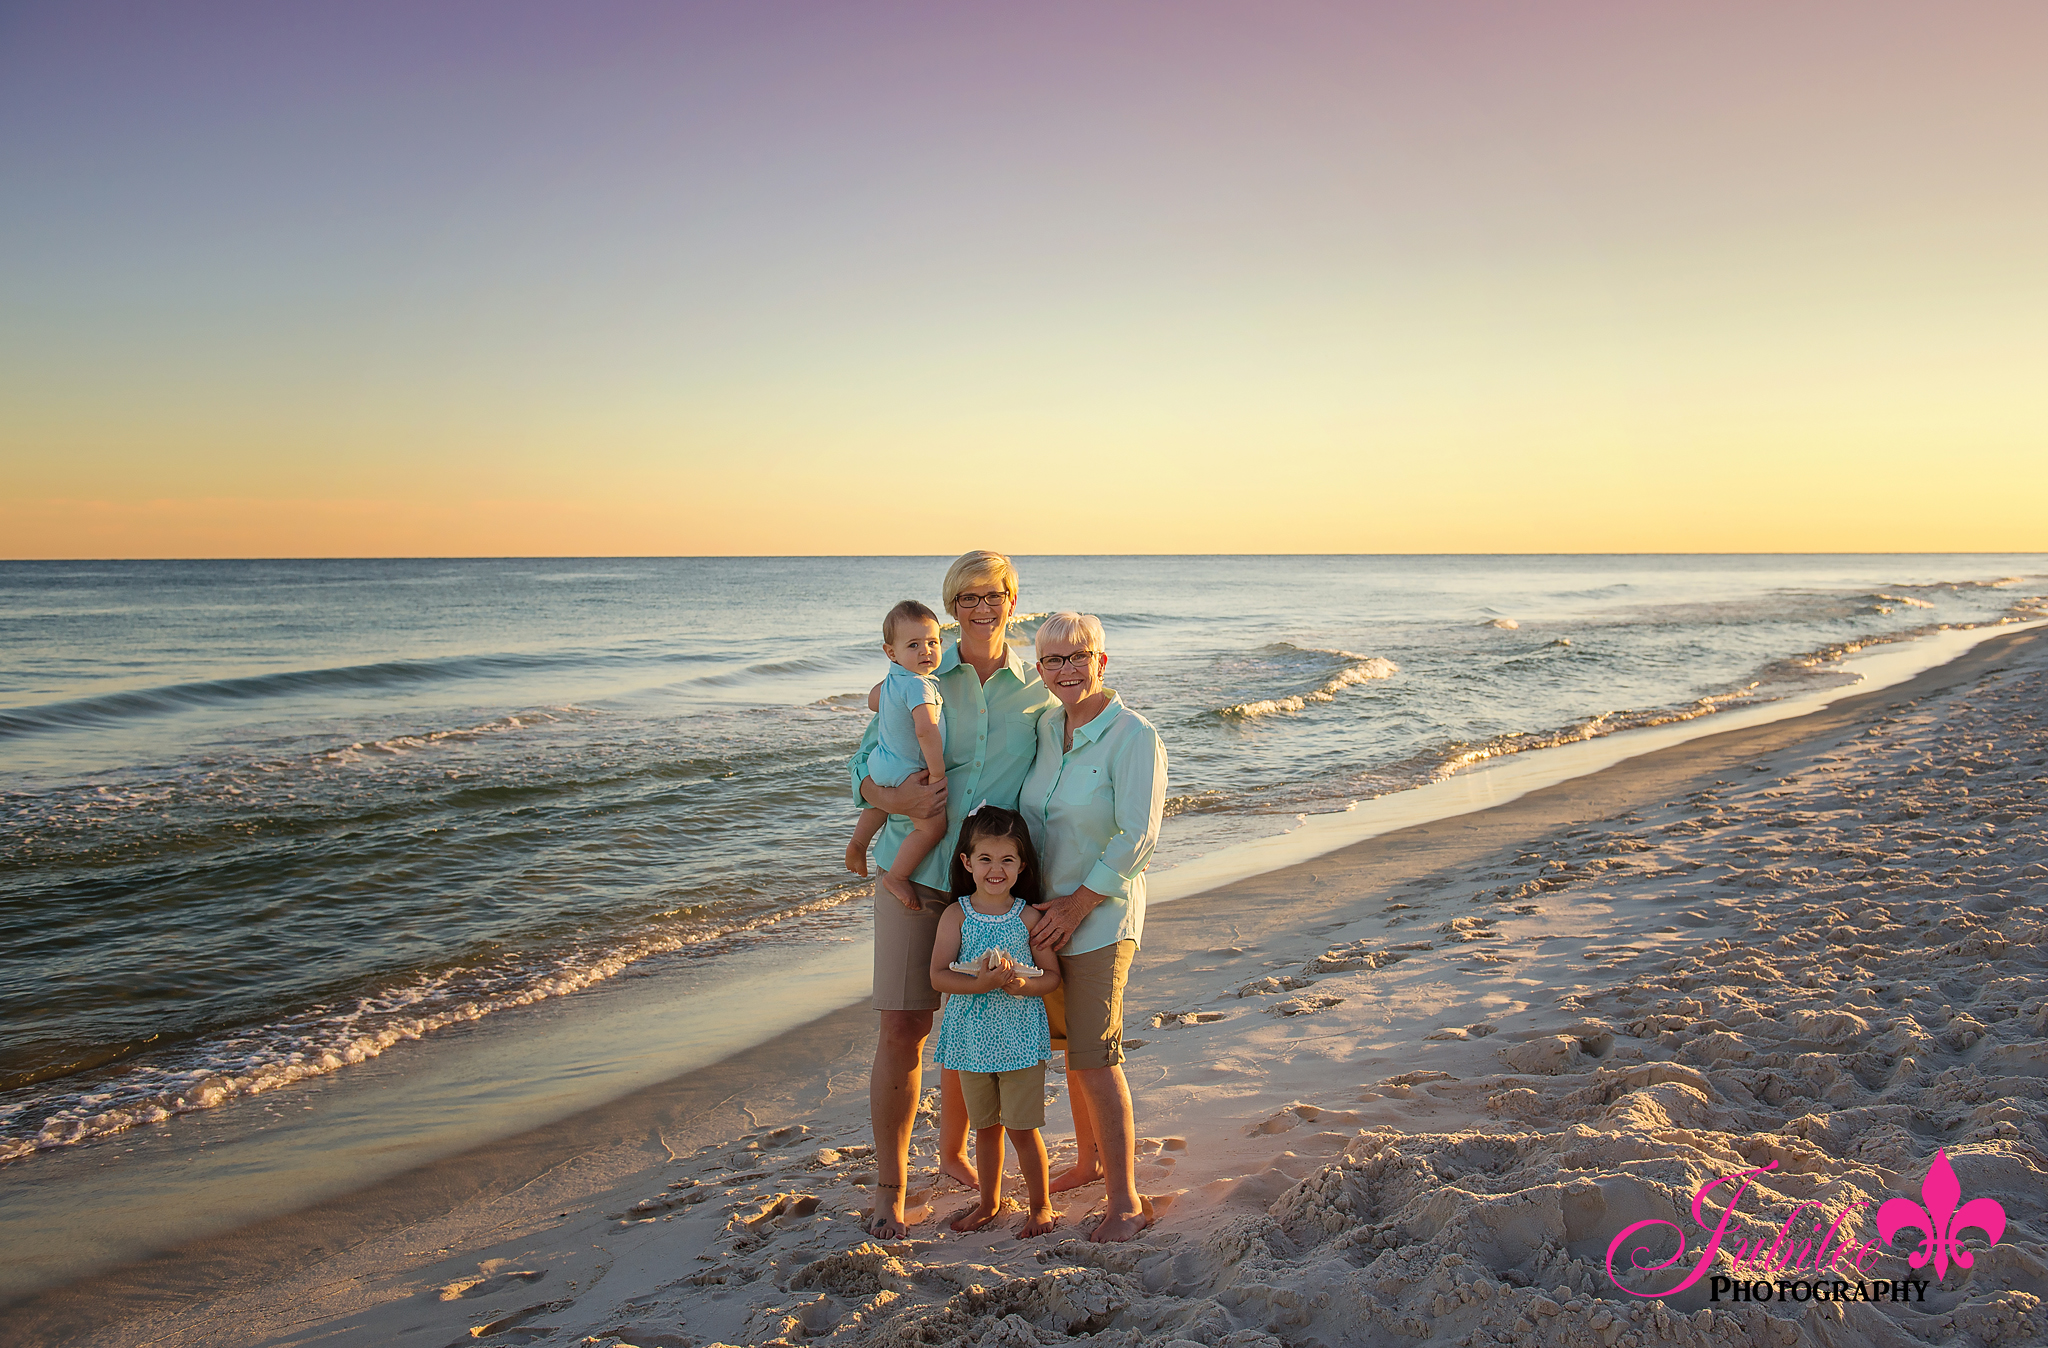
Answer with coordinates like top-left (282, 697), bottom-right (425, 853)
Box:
top-left (1020, 692), bottom-right (1167, 956)
top-left (849, 641), bottom-right (1056, 892)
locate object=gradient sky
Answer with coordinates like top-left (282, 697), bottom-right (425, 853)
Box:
top-left (3, 2), bottom-right (2044, 557)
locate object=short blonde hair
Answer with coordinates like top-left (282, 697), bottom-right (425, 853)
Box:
top-left (1034, 611), bottom-right (1105, 655)
top-left (942, 550), bottom-right (1019, 615)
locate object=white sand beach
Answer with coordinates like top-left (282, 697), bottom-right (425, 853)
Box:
top-left (9, 625), bottom-right (2045, 1348)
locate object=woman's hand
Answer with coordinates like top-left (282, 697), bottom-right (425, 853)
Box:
top-left (862, 770), bottom-right (948, 821)
top-left (1029, 886), bottom-right (1105, 956)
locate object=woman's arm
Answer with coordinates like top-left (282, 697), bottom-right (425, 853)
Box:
top-left (862, 772), bottom-right (948, 817)
top-left (1083, 722), bottom-right (1167, 900)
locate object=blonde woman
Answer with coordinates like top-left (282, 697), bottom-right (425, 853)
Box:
top-left (1021, 611), bottom-right (1166, 1243)
top-left (847, 551), bottom-right (1056, 1238)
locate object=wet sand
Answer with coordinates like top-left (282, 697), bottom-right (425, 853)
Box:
top-left (7, 625), bottom-right (2045, 1348)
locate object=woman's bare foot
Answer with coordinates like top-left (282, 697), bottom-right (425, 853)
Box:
top-left (1048, 1162), bottom-right (1103, 1194)
top-left (948, 1200), bottom-right (1001, 1233)
top-left (845, 841), bottom-right (869, 876)
top-left (940, 1155), bottom-right (978, 1189)
top-left (880, 873), bottom-right (922, 910)
top-left (1020, 1205), bottom-right (1061, 1238)
top-left (1089, 1195), bottom-right (1154, 1243)
top-left (866, 1184), bottom-right (911, 1239)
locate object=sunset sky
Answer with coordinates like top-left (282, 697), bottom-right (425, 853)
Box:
top-left (3, 2), bottom-right (2044, 557)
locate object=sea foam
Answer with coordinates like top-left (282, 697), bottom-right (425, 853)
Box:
top-left (1217, 648), bottom-right (1399, 721)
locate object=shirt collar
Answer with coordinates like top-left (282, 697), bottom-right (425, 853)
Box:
top-left (1065, 690), bottom-right (1124, 747)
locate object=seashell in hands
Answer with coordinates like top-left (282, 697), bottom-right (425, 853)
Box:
top-left (949, 948), bottom-right (1043, 979)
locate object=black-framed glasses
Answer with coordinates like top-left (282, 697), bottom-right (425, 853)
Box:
top-left (955, 592), bottom-right (1010, 610)
top-left (1036, 651), bottom-right (1100, 672)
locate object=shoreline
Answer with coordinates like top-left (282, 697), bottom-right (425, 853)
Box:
top-left (8, 622), bottom-right (2047, 1347)
top-left (5, 615), bottom-right (2036, 1194)
top-left (1150, 617), bottom-right (2046, 904)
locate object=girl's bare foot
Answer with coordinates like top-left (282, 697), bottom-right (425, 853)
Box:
top-left (845, 841), bottom-right (869, 876)
top-left (880, 873), bottom-right (921, 910)
top-left (1048, 1162), bottom-right (1103, 1194)
top-left (948, 1200), bottom-right (1001, 1233)
top-left (940, 1155), bottom-right (978, 1189)
top-left (1020, 1205), bottom-right (1060, 1238)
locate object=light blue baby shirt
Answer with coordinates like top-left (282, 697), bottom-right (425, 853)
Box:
top-left (866, 663), bottom-right (945, 787)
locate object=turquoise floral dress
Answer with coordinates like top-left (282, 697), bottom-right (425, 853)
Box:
top-left (934, 899), bottom-right (1052, 1073)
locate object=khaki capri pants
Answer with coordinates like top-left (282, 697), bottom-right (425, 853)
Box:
top-left (1044, 940), bottom-right (1135, 1070)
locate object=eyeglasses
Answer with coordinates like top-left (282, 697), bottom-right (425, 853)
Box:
top-left (955, 592), bottom-right (1010, 611)
top-left (1036, 651), bottom-right (1100, 672)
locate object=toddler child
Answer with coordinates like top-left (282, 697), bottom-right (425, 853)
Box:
top-left (929, 806), bottom-right (1062, 1237)
top-left (846, 599), bottom-right (950, 911)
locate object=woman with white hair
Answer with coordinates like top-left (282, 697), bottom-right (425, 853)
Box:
top-left (1022, 611), bottom-right (1167, 1243)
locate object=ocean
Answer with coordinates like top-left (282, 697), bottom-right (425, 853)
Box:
top-left (2, 554), bottom-right (2043, 1241)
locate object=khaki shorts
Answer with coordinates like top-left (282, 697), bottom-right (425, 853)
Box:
top-left (956, 1062), bottom-right (1047, 1131)
top-left (872, 883), bottom-right (953, 1012)
top-left (1045, 940), bottom-right (1135, 1070)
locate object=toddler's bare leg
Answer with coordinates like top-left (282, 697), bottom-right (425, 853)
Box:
top-left (846, 806), bottom-right (888, 876)
top-left (880, 809), bottom-right (947, 910)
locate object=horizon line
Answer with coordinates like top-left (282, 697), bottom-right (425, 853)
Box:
top-left (5, 550), bottom-right (2046, 564)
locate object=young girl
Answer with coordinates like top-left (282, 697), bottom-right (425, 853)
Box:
top-left (929, 806), bottom-right (1063, 1237)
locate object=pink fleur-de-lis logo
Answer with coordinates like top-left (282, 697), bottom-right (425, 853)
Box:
top-left (1876, 1149), bottom-right (2007, 1281)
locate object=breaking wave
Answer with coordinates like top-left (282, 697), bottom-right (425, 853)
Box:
top-left (1216, 647), bottom-right (1399, 721)
top-left (0, 885), bottom-right (867, 1166)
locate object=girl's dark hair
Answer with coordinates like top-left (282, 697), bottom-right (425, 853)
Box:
top-left (948, 806), bottom-right (1043, 906)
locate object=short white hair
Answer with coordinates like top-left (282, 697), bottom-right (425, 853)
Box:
top-left (1034, 611), bottom-right (1105, 654)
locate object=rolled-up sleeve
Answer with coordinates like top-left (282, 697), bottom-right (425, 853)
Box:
top-left (1081, 722), bottom-right (1166, 899)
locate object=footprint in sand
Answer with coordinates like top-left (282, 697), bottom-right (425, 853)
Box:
top-left (1235, 973), bottom-right (1319, 996)
top-left (1149, 1008), bottom-right (1229, 1027)
top-left (1269, 994), bottom-right (1344, 1016)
